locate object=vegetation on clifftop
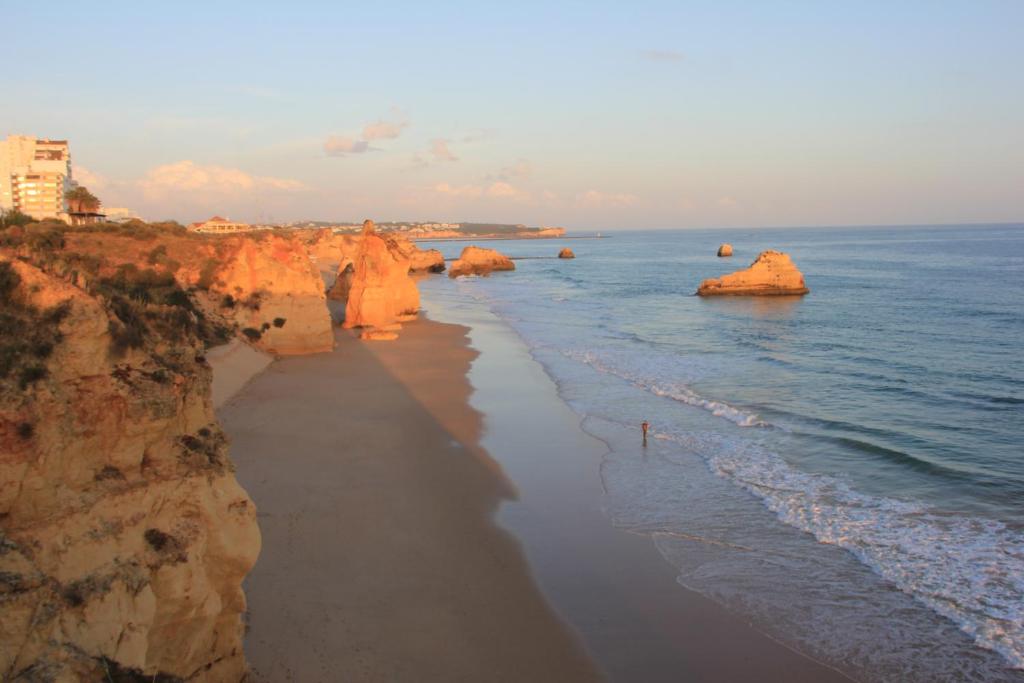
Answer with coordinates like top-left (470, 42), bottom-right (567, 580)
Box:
top-left (0, 262), bottom-right (70, 390)
top-left (1, 221), bottom-right (233, 362)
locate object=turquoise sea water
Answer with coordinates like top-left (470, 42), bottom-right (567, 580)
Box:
top-left (419, 225), bottom-right (1024, 682)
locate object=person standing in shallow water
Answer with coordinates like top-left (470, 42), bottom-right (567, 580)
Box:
top-left (641, 421), bottom-right (649, 447)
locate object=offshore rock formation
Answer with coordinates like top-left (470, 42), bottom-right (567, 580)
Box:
top-left (448, 246), bottom-right (516, 278)
top-left (201, 235), bottom-right (334, 355)
top-left (0, 257), bottom-right (259, 681)
top-left (391, 236), bottom-right (445, 273)
top-left (717, 243), bottom-right (733, 257)
top-left (343, 221), bottom-right (420, 337)
top-left (558, 248), bottom-right (575, 259)
top-left (407, 247), bottom-right (445, 273)
top-left (697, 250), bottom-right (809, 296)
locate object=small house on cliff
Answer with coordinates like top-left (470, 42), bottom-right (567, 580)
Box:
top-left (188, 216), bottom-right (252, 234)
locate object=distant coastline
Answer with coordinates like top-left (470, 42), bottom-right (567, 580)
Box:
top-left (413, 234), bottom-right (608, 242)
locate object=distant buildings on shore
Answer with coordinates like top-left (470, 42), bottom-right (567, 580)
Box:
top-left (188, 215), bottom-right (253, 234)
top-left (0, 136), bottom-right (74, 221)
top-left (103, 207), bottom-right (142, 223)
top-left (0, 135), bottom-right (124, 225)
top-left (279, 220), bottom-right (463, 234)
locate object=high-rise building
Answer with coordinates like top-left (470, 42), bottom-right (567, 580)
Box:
top-left (0, 135), bottom-right (73, 220)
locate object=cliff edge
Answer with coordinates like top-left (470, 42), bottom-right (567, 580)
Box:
top-left (0, 253), bottom-right (259, 681)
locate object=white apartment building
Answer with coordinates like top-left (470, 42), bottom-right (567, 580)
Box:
top-left (0, 135), bottom-right (73, 220)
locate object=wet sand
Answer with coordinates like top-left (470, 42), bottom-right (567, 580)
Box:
top-left (219, 322), bottom-right (599, 682)
top-left (219, 315), bottom-right (851, 681)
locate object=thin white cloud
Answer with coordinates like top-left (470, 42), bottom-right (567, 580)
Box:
top-left (428, 181), bottom-right (529, 201)
top-left (430, 139), bottom-right (458, 162)
top-left (324, 136), bottom-right (371, 156)
top-left (363, 117), bottom-right (409, 141)
top-left (461, 129), bottom-right (496, 143)
top-left (137, 160), bottom-right (305, 198)
top-left (326, 109), bottom-right (410, 156)
top-left (641, 49), bottom-right (685, 62)
top-left (485, 181), bottom-right (528, 200)
top-left (492, 159), bottom-right (532, 181)
top-left (72, 165), bottom-right (109, 190)
top-left (433, 182), bottom-right (482, 198)
top-left (576, 189), bottom-right (639, 208)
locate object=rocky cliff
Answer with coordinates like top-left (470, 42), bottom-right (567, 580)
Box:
top-left (448, 246), bottom-right (516, 278)
top-left (293, 229), bottom-right (361, 290)
top-left (194, 235), bottom-right (334, 355)
top-left (0, 255), bottom-right (259, 681)
top-left (697, 250), bottom-right (809, 296)
top-left (59, 228), bottom-right (335, 356)
top-left (390, 236), bottom-right (445, 273)
top-left (342, 222), bottom-right (420, 339)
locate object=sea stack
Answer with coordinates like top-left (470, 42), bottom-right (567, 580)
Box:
top-left (390, 235), bottom-right (446, 273)
top-left (717, 243), bottom-right (733, 257)
top-left (558, 248), bottom-right (576, 259)
top-left (697, 250), bottom-right (809, 296)
top-left (448, 246), bottom-right (516, 278)
top-left (343, 220), bottom-right (421, 336)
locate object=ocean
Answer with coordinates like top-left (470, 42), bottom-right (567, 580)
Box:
top-left (418, 225), bottom-right (1024, 682)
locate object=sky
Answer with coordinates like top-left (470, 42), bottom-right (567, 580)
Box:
top-left (3, 1), bottom-right (1022, 229)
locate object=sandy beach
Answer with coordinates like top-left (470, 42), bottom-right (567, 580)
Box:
top-left (219, 321), bottom-right (599, 681)
top-left (215, 308), bottom-right (852, 682)
top-left (206, 339), bottom-right (274, 409)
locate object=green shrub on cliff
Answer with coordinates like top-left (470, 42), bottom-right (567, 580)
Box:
top-left (0, 209), bottom-right (32, 229)
top-left (95, 264), bottom-right (230, 354)
top-left (72, 219), bottom-right (190, 241)
top-left (0, 262), bottom-right (70, 390)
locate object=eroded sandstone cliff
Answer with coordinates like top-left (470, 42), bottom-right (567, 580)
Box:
top-left (59, 228), bottom-right (335, 356)
top-left (0, 255), bottom-right (259, 681)
top-left (390, 236), bottom-right (445, 273)
top-left (342, 222), bottom-right (420, 339)
top-left (195, 235), bottom-right (334, 355)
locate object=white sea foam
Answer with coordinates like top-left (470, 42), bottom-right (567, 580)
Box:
top-left (654, 428), bottom-right (1024, 670)
top-left (557, 339), bottom-right (1024, 670)
top-left (444, 271), bottom-right (1024, 672)
top-left (563, 349), bottom-right (768, 427)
